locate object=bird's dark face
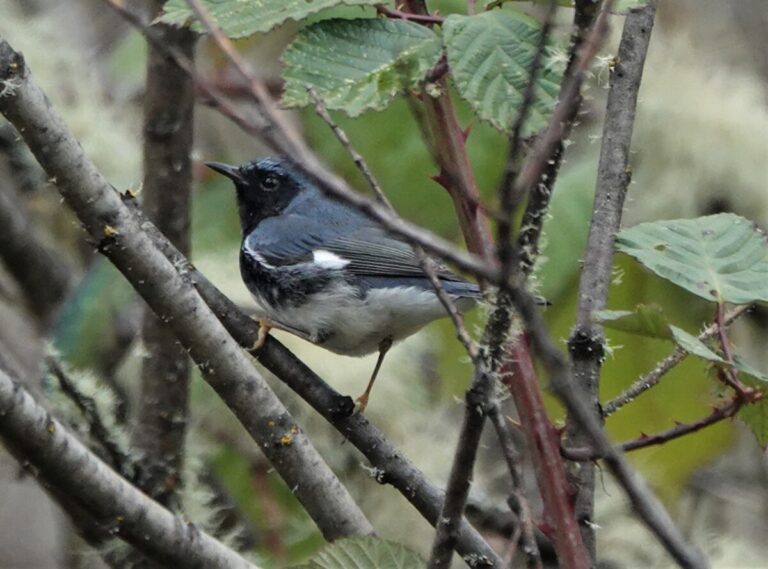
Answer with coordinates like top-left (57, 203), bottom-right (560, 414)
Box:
top-left (206, 158), bottom-right (305, 233)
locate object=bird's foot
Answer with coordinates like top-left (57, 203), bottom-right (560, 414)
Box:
top-left (353, 392), bottom-right (370, 415)
top-left (250, 318), bottom-right (272, 351)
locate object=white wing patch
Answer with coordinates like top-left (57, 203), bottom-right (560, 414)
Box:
top-left (312, 249), bottom-right (350, 269)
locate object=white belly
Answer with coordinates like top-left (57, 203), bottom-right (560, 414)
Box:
top-left (253, 283), bottom-right (474, 356)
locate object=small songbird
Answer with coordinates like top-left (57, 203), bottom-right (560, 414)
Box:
top-left (207, 158), bottom-right (480, 411)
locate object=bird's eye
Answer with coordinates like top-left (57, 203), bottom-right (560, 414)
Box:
top-left (260, 175), bottom-right (279, 191)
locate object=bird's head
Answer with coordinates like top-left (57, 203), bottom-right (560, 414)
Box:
top-left (206, 157), bottom-right (308, 233)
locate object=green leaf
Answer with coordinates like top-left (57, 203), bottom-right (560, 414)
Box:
top-left (738, 399), bottom-right (768, 448)
top-left (733, 355), bottom-right (768, 383)
top-left (443, 10), bottom-right (563, 134)
top-left (738, 369), bottom-right (768, 448)
top-left (290, 537), bottom-right (424, 569)
top-left (593, 304), bottom-right (673, 340)
top-left (669, 326), bottom-right (724, 363)
top-left (615, 214), bottom-right (768, 304)
top-left (158, 0), bottom-right (379, 38)
top-left (282, 19), bottom-right (442, 116)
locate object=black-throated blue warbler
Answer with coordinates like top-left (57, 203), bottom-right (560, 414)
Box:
top-left (207, 157), bottom-right (480, 411)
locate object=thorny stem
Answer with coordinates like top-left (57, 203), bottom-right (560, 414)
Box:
top-left (603, 305), bottom-right (750, 416)
top-left (376, 5), bottom-right (445, 24)
top-left (565, 389), bottom-right (763, 461)
top-left (497, 0), bottom-right (557, 283)
top-left (714, 302), bottom-right (749, 395)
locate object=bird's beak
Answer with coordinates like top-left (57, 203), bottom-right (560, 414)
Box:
top-left (205, 161), bottom-right (244, 184)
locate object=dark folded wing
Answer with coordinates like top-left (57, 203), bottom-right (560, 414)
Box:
top-left (246, 219), bottom-right (474, 287)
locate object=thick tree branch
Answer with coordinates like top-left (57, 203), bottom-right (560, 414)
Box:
top-left (0, 365), bottom-right (260, 569)
top-left (132, 0), bottom-right (196, 511)
top-left (565, 2), bottom-right (657, 556)
top-left (0, 37), bottom-right (373, 541)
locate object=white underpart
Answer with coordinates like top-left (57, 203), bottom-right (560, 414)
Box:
top-left (253, 282), bottom-right (475, 356)
top-left (311, 249), bottom-right (350, 269)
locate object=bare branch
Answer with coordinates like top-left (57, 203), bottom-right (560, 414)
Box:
top-left (603, 305), bottom-right (750, 416)
top-left (132, 0), bottom-right (196, 511)
top-left (0, 365), bottom-right (260, 569)
top-left (0, 37), bottom-right (373, 540)
top-left (565, 2), bottom-right (658, 554)
top-left (426, 369), bottom-right (492, 569)
top-left (565, 389), bottom-right (763, 461)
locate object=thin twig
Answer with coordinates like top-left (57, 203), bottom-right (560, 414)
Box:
top-left (713, 302), bottom-right (749, 394)
top-left (565, 0), bottom-right (657, 556)
top-left (497, 0), bottom-right (557, 282)
top-left (307, 86), bottom-right (392, 208)
top-left (565, 389), bottom-right (763, 461)
top-left (488, 407), bottom-right (542, 569)
top-left (426, 368), bottom-right (493, 569)
top-left (515, 0), bottom-right (610, 276)
top-left (376, 5), bottom-right (445, 24)
top-left (603, 305), bottom-right (750, 416)
top-left (47, 356), bottom-right (132, 479)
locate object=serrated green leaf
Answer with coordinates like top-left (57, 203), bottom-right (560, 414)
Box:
top-left (158, 0), bottom-right (379, 38)
top-left (282, 19), bottom-right (442, 116)
top-left (290, 537), bottom-right (424, 569)
top-left (669, 326), bottom-right (725, 363)
top-left (615, 214), bottom-right (768, 304)
top-left (443, 10), bottom-right (563, 134)
top-left (593, 304), bottom-right (673, 340)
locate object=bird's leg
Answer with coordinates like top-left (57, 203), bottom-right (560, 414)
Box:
top-left (250, 318), bottom-right (273, 351)
top-left (355, 337), bottom-right (393, 413)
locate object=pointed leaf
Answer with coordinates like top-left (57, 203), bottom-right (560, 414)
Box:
top-left (733, 355), bottom-right (768, 383)
top-left (616, 214), bottom-right (768, 304)
top-left (592, 304), bottom-right (673, 340)
top-left (281, 18), bottom-right (442, 116)
top-left (738, 399), bottom-right (768, 448)
top-left (159, 0), bottom-right (379, 38)
top-left (738, 370), bottom-right (768, 449)
top-left (290, 537), bottom-right (424, 569)
top-left (669, 326), bottom-right (724, 363)
top-left (443, 10), bottom-right (563, 134)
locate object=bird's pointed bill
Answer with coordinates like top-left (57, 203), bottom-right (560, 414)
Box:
top-left (205, 161), bottom-right (244, 184)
